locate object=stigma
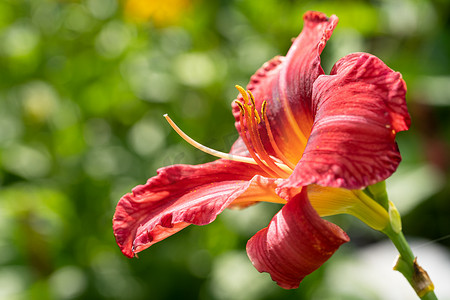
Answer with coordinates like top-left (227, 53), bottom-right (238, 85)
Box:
top-left (163, 85), bottom-right (295, 178)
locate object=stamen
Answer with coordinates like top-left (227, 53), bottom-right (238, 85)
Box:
top-left (236, 88), bottom-right (284, 176)
top-left (164, 83), bottom-right (298, 179)
top-left (262, 101), bottom-right (296, 170)
top-left (237, 111), bottom-right (280, 178)
top-left (235, 86), bottom-right (294, 177)
top-left (243, 102), bottom-right (291, 178)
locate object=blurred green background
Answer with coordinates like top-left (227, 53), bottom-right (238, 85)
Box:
top-left (1, 0), bottom-right (450, 299)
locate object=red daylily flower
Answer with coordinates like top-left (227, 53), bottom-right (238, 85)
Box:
top-left (113, 11), bottom-right (410, 289)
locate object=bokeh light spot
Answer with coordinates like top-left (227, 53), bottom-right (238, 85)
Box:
top-left (128, 117), bottom-right (165, 157)
top-left (2, 144), bottom-right (51, 179)
top-left (86, 0), bottom-right (118, 20)
top-left (49, 266), bottom-right (87, 299)
top-left (0, 21), bottom-right (40, 57)
top-left (95, 20), bottom-right (135, 58)
top-left (209, 251), bottom-right (275, 300)
top-left (174, 53), bottom-right (217, 87)
top-left (20, 81), bottom-right (60, 123)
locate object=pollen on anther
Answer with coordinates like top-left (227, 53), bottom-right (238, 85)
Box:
top-left (247, 90), bottom-right (261, 123)
top-left (234, 100), bottom-right (245, 116)
top-left (235, 85), bottom-right (249, 103)
top-left (248, 90), bottom-right (256, 107)
top-left (261, 101), bottom-right (267, 118)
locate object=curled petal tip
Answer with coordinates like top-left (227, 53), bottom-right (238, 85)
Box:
top-left (303, 11), bottom-right (330, 22)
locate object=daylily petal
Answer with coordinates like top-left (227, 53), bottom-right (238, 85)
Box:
top-left (279, 11), bottom-right (338, 140)
top-left (113, 159), bottom-right (274, 258)
top-left (246, 188), bottom-right (349, 289)
top-left (283, 53), bottom-right (410, 190)
top-left (232, 11), bottom-right (338, 164)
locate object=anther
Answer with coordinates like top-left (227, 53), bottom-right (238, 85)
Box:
top-left (234, 100), bottom-right (245, 116)
top-left (261, 100), bottom-right (267, 118)
top-left (247, 90), bottom-right (261, 124)
top-left (248, 90), bottom-right (256, 107)
top-left (235, 85), bottom-right (249, 103)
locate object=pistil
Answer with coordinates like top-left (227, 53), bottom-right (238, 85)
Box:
top-left (164, 114), bottom-right (256, 165)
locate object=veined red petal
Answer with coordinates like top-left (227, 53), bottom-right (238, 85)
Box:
top-left (246, 188), bottom-right (349, 289)
top-left (282, 53), bottom-right (410, 190)
top-left (113, 159), bottom-right (272, 258)
top-left (232, 11), bottom-right (338, 164)
top-left (279, 11), bottom-right (338, 139)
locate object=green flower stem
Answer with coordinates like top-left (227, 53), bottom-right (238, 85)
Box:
top-left (383, 224), bottom-right (438, 300)
top-left (366, 182), bottom-right (437, 299)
